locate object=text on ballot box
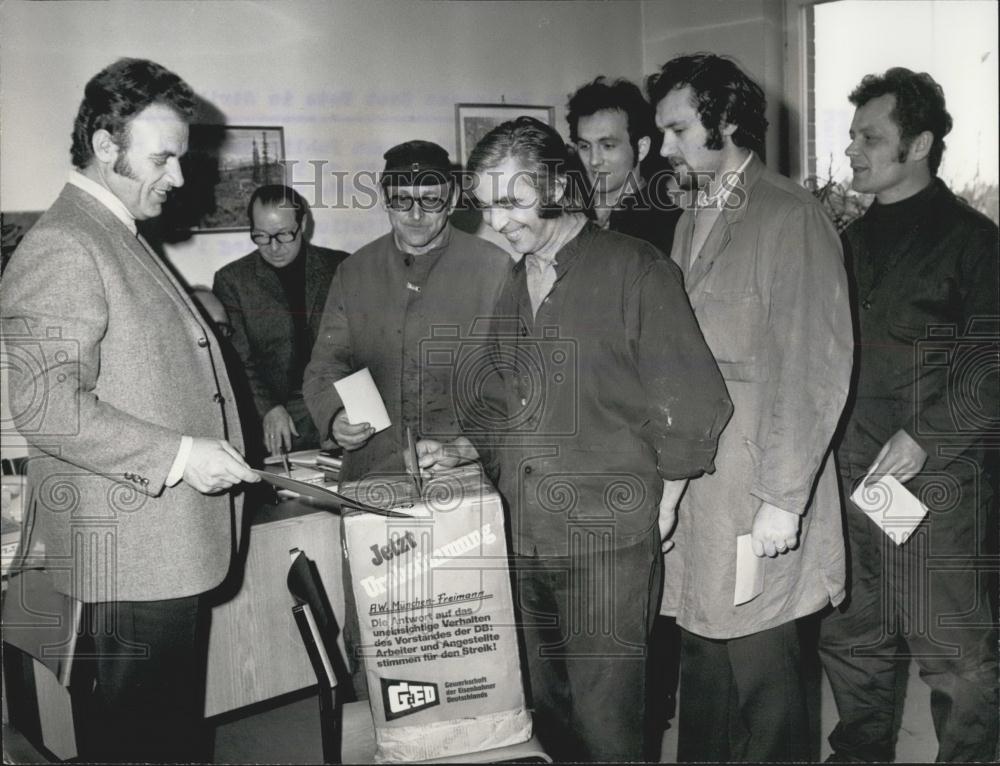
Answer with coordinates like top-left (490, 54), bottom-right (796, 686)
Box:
top-left (339, 464), bottom-right (531, 763)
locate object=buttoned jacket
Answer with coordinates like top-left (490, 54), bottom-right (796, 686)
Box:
top-left (663, 156), bottom-right (854, 638)
top-left (214, 243), bottom-right (348, 419)
top-left (1, 184), bottom-right (244, 602)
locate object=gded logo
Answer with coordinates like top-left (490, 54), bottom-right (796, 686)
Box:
top-left (380, 678), bottom-right (440, 721)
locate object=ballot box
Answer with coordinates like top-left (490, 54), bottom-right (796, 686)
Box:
top-left (339, 465), bottom-right (531, 763)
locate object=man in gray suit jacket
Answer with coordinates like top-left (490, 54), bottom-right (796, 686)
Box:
top-left (214, 185), bottom-right (348, 457)
top-left (1, 58), bottom-right (259, 762)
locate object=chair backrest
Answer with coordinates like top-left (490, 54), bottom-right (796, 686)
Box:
top-left (286, 548), bottom-right (550, 764)
top-left (287, 547), bottom-right (339, 689)
top-left (287, 547), bottom-right (347, 764)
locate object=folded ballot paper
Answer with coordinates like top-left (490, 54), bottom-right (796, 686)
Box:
top-left (850, 474), bottom-right (929, 545)
top-left (339, 464), bottom-right (531, 762)
top-left (734, 533), bottom-right (764, 606)
top-left (334, 368), bottom-right (392, 433)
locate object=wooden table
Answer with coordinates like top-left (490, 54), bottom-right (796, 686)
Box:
top-left (3, 495), bottom-right (349, 759)
top-left (204, 496), bottom-right (348, 716)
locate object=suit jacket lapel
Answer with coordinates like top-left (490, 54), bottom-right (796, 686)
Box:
top-left (252, 249), bottom-right (287, 306)
top-left (685, 214), bottom-right (730, 291)
top-left (63, 185), bottom-right (204, 328)
top-left (304, 245), bottom-right (329, 324)
top-left (131, 231), bottom-right (207, 328)
top-left (684, 154), bottom-right (762, 294)
top-left (670, 211), bottom-right (695, 276)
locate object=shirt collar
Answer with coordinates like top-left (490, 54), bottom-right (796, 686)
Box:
top-left (526, 251), bottom-right (557, 273)
top-left (69, 170), bottom-right (137, 234)
top-left (697, 151), bottom-right (754, 210)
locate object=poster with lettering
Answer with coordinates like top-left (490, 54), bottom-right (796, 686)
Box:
top-left (341, 465), bottom-right (531, 762)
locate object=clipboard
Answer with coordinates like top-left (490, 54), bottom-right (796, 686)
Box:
top-left (253, 470), bottom-right (412, 518)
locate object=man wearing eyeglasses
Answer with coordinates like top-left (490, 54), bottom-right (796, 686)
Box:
top-left (304, 140), bottom-right (510, 698)
top-left (214, 184), bottom-right (348, 458)
top-left (305, 140), bottom-right (511, 483)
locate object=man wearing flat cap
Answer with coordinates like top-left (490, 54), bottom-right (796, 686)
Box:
top-left (304, 141), bottom-right (511, 480)
top-left (304, 140), bottom-right (511, 696)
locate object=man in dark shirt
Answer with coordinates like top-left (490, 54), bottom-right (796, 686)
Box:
top-left (303, 140), bottom-right (510, 481)
top-left (418, 117), bottom-right (732, 762)
top-left (303, 141), bottom-right (511, 698)
top-left (567, 75), bottom-right (685, 741)
top-left (214, 185), bottom-right (348, 457)
top-left (819, 68), bottom-right (999, 763)
top-left (567, 76), bottom-right (681, 255)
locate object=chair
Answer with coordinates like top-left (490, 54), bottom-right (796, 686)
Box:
top-left (286, 547), bottom-right (550, 764)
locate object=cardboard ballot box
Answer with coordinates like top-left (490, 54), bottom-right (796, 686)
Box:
top-left (339, 465), bottom-right (531, 763)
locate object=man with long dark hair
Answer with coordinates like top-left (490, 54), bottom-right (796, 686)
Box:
top-left (649, 53), bottom-right (853, 762)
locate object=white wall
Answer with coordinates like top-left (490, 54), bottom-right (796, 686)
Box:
top-left (0, 0), bottom-right (643, 287)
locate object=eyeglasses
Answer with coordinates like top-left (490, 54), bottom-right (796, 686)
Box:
top-left (386, 194), bottom-right (450, 213)
top-left (250, 221), bottom-right (302, 246)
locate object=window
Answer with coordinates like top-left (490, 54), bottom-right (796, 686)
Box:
top-left (802, 0), bottom-right (998, 223)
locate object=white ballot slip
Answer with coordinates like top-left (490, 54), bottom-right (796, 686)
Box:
top-left (734, 533), bottom-right (765, 606)
top-left (334, 368), bottom-right (391, 433)
top-left (850, 474), bottom-right (928, 545)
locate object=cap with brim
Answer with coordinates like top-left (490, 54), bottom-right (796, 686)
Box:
top-left (382, 140), bottom-right (453, 187)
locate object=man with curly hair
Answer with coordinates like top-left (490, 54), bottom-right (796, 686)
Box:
top-left (819, 67), bottom-right (999, 763)
top-left (567, 76), bottom-right (681, 255)
top-left (649, 53), bottom-right (854, 761)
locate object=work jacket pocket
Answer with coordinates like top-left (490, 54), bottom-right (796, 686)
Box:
top-left (698, 291), bottom-right (766, 382)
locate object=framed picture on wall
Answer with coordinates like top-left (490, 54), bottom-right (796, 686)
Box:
top-left (455, 103), bottom-right (555, 164)
top-left (167, 125), bottom-right (286, 233)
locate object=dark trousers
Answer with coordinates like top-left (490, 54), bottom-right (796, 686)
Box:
top-left (678, 621), bottom-right (810, 762)
top-left (647, 613), bottom-right (681, 731)
top-left (70, 595), bottom-right (211, 763)
top-left (819, 475), bottom-right (999, 762)
top-left (514, 528), bottom-right (662, 762)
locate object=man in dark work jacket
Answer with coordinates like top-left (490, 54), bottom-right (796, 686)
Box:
top-left (303, 140), bottom-right (510, 482)
top-left (418, 117), bottom-right (732, 762)
top-left (214, 184), bottom-right (348, 457)
top-left (819, 67), bottom-right (999, 763)
top-left (303, 141), bottom-right (511, 699)
top-left (567, 74), bottom-right (685, 743)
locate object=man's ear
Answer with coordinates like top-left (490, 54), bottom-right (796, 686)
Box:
top-left (91, 129), bottom-right (120, 164)
top-left (720, 122), bottom-right (738, 138)
top-left (636, 136), bottom-right (651, 165)
top-left (907, 130), bottom-right (933, 163)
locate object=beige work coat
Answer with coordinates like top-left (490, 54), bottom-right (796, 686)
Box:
top-left (661, 155), bottom-right (853, 639)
